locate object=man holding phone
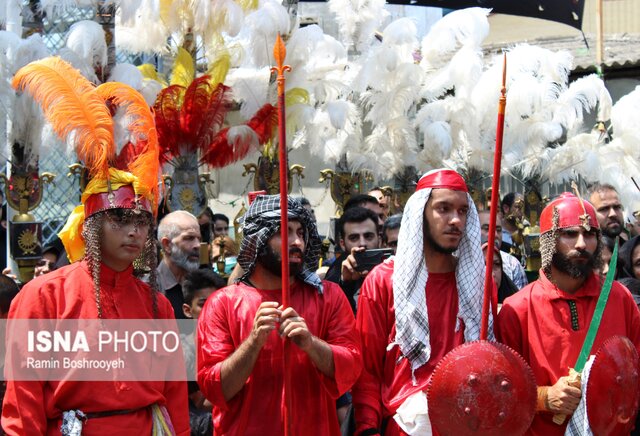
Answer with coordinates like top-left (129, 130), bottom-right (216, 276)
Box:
top-left (352, 169), bottom-right (486, 435)
top-left (325, 207), bottom-right (382, 313)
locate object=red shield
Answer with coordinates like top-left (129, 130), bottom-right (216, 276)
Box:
top-left (586, 335), bottom-right (640, 435)
top-left (427, 340), bottom-right (536, 435)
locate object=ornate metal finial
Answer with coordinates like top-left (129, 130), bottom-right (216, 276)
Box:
top-left (571, 181), bottom-right (591, 231)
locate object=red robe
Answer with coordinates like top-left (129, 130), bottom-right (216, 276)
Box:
top-left (497, 270), bottom-right (640, 435)
top-left (352, 260), bottom-right (464, 435)
top-left (1, 261), bottom-right (190, 436)
top-left (197, 280), bottom-right (362, 435)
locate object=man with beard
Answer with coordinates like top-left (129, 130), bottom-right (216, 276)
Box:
top-left (353, 169), bottom-right (486, 435)
top-left (157, 210), bottom-right (202, 319)
top-left (197, 195), bottom-right (361, 435)
top-left (588, 183), bottom-right (626, 242)
top-left (497, 193), bottom-right (640, 435)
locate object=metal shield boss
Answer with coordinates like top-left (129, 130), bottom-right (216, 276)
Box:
top-left (586, 335), bottom-right (640, 435)
top-left (427, 340), bottom-right (536, 435)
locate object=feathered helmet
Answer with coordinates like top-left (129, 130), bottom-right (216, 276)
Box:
top-left (12, 56), bottom-right (160, 262)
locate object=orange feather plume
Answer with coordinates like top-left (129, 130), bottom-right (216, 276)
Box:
top-left (12, 56), bottom-right (114, 180)
top-left (94, 82), bottom-right (160, 212)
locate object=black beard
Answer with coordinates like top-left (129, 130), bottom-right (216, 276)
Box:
top-left (552, 250), bottom-right (596, 279)
top-left (257, 245), bottom-right (304, 277)
top-left (601, 222), bottom-right (622, 238)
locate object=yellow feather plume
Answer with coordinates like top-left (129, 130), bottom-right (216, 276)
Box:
top-left (285, 88), bottom-right (310, 106)
top-left (206, 51), bottom-right (231, 87)
top-left (137, 63), bottom-right (168, 86)
top-left (170, 47), bottom-right (195, 88)
top-left (12, 56), bottom-right (114, 180)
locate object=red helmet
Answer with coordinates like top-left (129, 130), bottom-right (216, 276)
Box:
top-left (539, 192), bottom-right (599, 234)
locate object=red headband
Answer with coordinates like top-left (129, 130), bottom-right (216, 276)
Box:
top-left (84, 185), bottom-right (152, 218)
top-left (416, 169), bottom-right (468, 192)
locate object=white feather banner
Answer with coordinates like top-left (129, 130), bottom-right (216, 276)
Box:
top-left (65, 20), bottom-right (108, 71)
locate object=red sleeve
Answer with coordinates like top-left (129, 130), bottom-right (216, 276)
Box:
top-left (196, 291), bottom-right (235, 411)
top-left (495, 294), bottom-right (526, 357)
top-left (352, 270), bottom-right (389, 434)
top-left (1, 279), bottom-right (54, 435)
top-left (318, 282), bottom-right (362, 398)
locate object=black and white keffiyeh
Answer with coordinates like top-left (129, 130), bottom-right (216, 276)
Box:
top-left (391, 184), bottom-right (493, 372)
top-left (237, 194), bottom-right (323, 292)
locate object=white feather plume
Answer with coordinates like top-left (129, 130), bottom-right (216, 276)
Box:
top-left (611, 85), bottom-right (640, 138)
top-left (552, 74), bottom-right (612, 135)
top-left (328, 0), bottom-right (388, 51)
top-left (225, 67), bottom-right (272, 119)
top-left (65, 20), bottom-right (108, 70)
top-left (420, 7), bottom-right (490, 69)
top-left (115, 2), bottom-right (169, 54)
top-left (56, 47), bottom-right (99, 84)
top-left (240, 0), bottom-right (290, 68)
top-left (108, 63), bottom-right (143, 89)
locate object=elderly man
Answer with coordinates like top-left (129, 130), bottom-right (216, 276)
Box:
top-left (157, 210), bottom-right (202, 319)
top-left (497, 193), bottom-right (640, 435)
top-left (197, 195), bottom-right (362, 435)
top-left (353, 169), bottom-right (486, 435)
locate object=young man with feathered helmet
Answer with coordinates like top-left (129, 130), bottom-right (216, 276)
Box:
top-left (2, 57), bottom-right (189, 435)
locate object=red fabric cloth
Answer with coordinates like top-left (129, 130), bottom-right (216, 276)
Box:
top-left (496, 270), bottom-right (640, 436)
top-left (197, 280), bottom-right (361, 435)
top-left (352, 260), bottom-right (464, 435)
top-left (416, 169), bottom-right (468, 192)
top-left (1, 261), bottom-right (190, 436)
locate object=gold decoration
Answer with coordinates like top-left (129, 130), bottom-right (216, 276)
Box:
top-left (18, 229), bottom-right (38, 255)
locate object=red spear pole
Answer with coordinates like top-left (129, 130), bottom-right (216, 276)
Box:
top-left (481, 53), bottom-right (507, 340)
top-left (271, 33), bottom-right (293, 436)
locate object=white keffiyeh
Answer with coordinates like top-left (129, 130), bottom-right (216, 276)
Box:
top-left (391, 183), bottom-right (492, 372)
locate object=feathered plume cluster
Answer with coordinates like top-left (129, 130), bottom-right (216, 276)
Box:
top-left (0, 32), bottom-right (50, 168)
top-left (537, 85), bottom-right (640, 209)
top-left (153, 74), bottom-right (277, 168)
top-left (12, 56), bottom-right (160, 210)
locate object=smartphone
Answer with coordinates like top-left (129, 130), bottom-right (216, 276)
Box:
top-left (353, 248), bottom-right (394, 272)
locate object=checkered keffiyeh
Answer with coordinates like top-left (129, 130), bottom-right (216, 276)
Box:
top-left (237, 194), bottom-right (323, 292)
top-left (391, 187), bottom-right (492, 371)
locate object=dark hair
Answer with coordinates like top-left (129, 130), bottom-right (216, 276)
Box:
top-left (182, 269), bottom-right (226, 304)
top-left (382, 214), bottom-right (402, 244)
top-left (200, 207), bottom-right (215, 221)
top-left (601, 235), bottom-right (616, 252)
top-left (296, 197), bottom-right (311, 207)
top-left (501, 192), bottom-right (519, 210)
top-left (344, 194), bottom-right (379, 212)
top-left (338, 207), bottom-right (379, 240)
top-left (212, 213), bottom-right (230, 225)
top-left (587, 182), bottom-right (619, 197)
top-left (0, 275), bottom-right (19, 314)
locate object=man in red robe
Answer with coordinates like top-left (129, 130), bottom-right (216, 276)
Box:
top-left (352, 169), bottom-right (487, 435)
top-left (3, 56), bottom-right (189, 435)
top-left (497, 192), bottom-right (640, 435)
top-left (197, 195), bottom-right (362, 435)
top-left (1, 181), bottom-right (190, 435)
